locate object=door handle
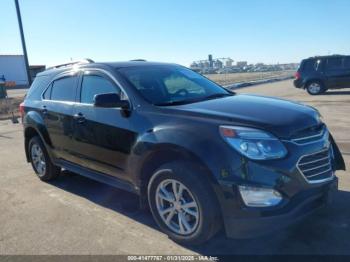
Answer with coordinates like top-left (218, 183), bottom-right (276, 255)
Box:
top-left (41, 106), bottom-right (48, 115)
top-left (73, 113), bottom-right (86, 124)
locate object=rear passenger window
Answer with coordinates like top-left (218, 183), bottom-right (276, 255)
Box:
top-left (80, 75), bottom-right (121, 104)
top-left (327, 58), bottom-right (343, 70)
top-left (51, 76), bottom-right (77, 102)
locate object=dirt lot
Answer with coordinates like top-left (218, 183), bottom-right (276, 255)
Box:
top-left (0, 80), bottom-right (349, 255)
top-left (206, 70), bottom-right (293, 86)
top-left (0, 97), bottom-right (22, 121)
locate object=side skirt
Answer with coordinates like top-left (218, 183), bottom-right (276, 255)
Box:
top-left (55, 159), bottom-right (139, 195)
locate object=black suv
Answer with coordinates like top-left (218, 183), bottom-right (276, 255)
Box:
top-left (294, 55), bottom-right (350, 95)
top-left (22, 60), bottom-right (345, 245)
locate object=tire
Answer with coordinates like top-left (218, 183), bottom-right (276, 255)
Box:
top-left (306, 81), bottom-right (326, 95)
top-left (147, 161), bottom-right (222, 245)
top-left (28, 136), bottom-right (60, 181)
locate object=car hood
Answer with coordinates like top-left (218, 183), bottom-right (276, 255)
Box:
top-left (167, 94), bottom-right (321, 138)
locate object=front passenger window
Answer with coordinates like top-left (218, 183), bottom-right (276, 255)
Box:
top-left (81, 75), bottom-right (121, 104)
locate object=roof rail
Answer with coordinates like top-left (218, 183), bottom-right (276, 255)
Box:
top-left (130, 59), bottom-right (147, 62)
top-left (308, 54), bottom-right (344, 59)
top-left (47, 58), bottom-right (94, 70)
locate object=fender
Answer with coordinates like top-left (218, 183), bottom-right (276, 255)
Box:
top-left (330, 133), bottom-right (346, 171)
top-left (24, 110), bottom-right (54, 161)
top-left (128, 124), bottom-right (235, 187)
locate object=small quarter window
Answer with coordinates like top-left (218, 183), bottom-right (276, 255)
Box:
top-left (43, 84), bottom-right (52, 100)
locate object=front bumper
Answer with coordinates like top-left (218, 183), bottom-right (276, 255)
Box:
top-left (220, 176), bottom-right (338, 239)
top-left (209, 123), bottom-right (344, 239)
top-left (214, 133), bottom-right (341, 238)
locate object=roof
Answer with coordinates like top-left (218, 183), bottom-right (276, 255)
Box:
top-left (306, 54), bottom-right (348, 60)
top-left (100, 61), bottom-right (177, 68)
top-left (37, 60), bottom-right (180, 77)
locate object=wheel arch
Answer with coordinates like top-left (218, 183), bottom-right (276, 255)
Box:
top-left (24, 116), bottom-right (53, 163)
top-left (137, 145), bottom-right (219, 208)
top-left (304, 78), bottom-right (324, 89)
top-left (24, 126), bottom-right (43, 162)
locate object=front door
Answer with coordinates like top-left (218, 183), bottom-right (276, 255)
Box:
top-left (72, 70), bottom-right (137, 179)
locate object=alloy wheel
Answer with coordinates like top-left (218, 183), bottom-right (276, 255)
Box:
top-left (31, 143), bottom-right (46, 176)
top-left (155, 179), bottom-right (200, 235)
top-left (308, 83), bottom-right (321, 94)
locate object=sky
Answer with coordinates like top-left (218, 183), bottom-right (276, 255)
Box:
top-left (1, 0), bottom-right (349, 67)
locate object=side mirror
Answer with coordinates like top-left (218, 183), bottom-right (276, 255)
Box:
top-left (93, 93), bottom-right (130, 109)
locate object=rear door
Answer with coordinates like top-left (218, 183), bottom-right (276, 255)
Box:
top-left (42, 72), bottom-right (78, 162)
top-left (72, 70), bottom-right (137, 179)
top-left (324, 57), bottom-right (347, 89)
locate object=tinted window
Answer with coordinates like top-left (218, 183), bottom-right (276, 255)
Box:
top-left (119, 66), bottom-right (230, 105)
top-left (51, 76), bottom-right (77, 102)
top-left (43, 84), bottom-right (52, 100)
top-left (327, 58), bottom-right (343, 70)
top-left (302, 59), bottom-right (317, 72)
top-left (80, 75), bottom-right (121, 104)
top-left (343, 57), bottom-right (350, 69)
top-left (26, 76), bottom-right (50, 100)
top-left (164, 74), bottom-right (206, 95)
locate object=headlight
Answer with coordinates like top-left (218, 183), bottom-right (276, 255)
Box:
top-left (219, 126), bottom-right (287, 160)
top-left (239, 186), bottom-right (283, 207)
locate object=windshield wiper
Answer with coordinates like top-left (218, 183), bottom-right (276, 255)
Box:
top-left (154, 93), bottom-right (233, 106)
top-left (200, 93), bottom-right (233, 101)
top-left (154, 99), bottom-right (198, 106)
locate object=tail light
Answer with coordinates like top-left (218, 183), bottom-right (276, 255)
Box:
top-left (294, 71), bottom-right (301, 79)
top-left (19, 102), bottom-right (25, 119)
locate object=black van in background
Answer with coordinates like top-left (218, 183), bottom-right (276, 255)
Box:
top-left (294, 55), bottom-right (350, 95)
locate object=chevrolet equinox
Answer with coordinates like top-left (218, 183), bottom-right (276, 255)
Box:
top-left (21, 60), bottom-right (345, 245)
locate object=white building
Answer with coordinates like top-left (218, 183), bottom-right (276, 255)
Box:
top-left (0, 54), bottom-right (29, 87)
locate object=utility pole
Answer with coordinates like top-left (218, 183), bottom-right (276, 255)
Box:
top-left (14, 0), bottom-right (32, 86)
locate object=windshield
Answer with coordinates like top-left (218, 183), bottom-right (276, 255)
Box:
top-left (118, 66), bottom-right (232, 105)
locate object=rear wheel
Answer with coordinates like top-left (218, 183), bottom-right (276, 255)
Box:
top-left (147, 161), bottom-right (222, 245)
top-left (306, 81), bottom-right (326, 95)
top-left (29, 136), bottom-right (60, 181)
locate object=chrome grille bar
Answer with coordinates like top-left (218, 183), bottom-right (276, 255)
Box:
top-left (297, 148), bottom-right (333, 184)
top-left (306, 168), bottom-right (333, 178)
top-left (298, 156), bottom-right (330, 166)
top-left (302, 161), bottom-right (331, 173)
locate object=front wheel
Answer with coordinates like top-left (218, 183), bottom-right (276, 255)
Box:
top-left (148, 161), bottom-right (222, 245)
top-left (306, 81), bottom-right (326, 95)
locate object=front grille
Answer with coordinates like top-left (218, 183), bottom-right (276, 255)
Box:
top-left (291, 124), bottom-right (327, 145)
top-left (297, 148), bottom-right (333, 183)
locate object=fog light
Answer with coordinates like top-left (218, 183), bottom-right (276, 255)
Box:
top-left (239, 186), bottom-right (282, 207)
